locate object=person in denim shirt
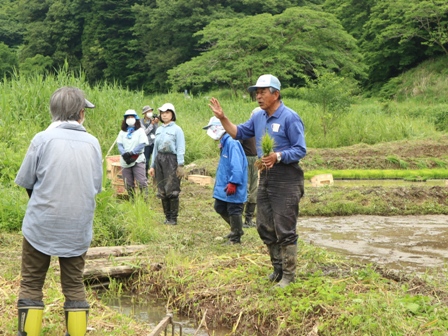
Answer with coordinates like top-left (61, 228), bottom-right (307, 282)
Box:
top-left (15, 86), bottom-right (102, 335)
top-left (149, 103), bottom-right (186, 225)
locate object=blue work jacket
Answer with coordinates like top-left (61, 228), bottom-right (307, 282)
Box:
top-left (213, 133), bottom-right (248, 204)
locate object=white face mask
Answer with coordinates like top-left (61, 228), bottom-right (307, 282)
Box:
top-left (146, 112), bottom-right (153, 119)
top-left (207, 125), bottom-right (226, 141)
top-left (126, 117), bottom-right (136, 126)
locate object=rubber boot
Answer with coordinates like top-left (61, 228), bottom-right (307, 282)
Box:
top-left (167, 197), bottom-right (179, 225)
top-left (267, 244), bottom-right (283, 282)
top-left (218, 214), bottom-right (233, 238)
top-left (275, 244), bottom-right (297, 288)
top-left (161, 198), bottom-right (170, 224)
top-left (17, 299), bottom-right (44, 336)
top-left (243, 203), bottom-right (257, 228)
top-left (139, 187), bottom-right (149, 202)
top-left (64, 301), bottom-right (89, 336)
top-left (126, 186), bottom-right (135, 201)
top-left (226, 215), bottom-right (244, 244)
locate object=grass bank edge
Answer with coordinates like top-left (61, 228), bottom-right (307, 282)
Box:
top-left (131, 243), bottom-right (448, 335)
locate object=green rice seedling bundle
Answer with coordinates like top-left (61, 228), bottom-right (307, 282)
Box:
top-left (255, 132), bottom-right (275, 171)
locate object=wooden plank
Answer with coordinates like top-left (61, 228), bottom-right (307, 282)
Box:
top-left (84, 265), bottom-right (137, 278)
top-left (86, 245), bottom-right (148, 259)
top-left (310, 173), bottom-right (334, 187)
top-left (187, 174), bottom-right (215, 186)
top-left (83, 257), bottom-right (163, 279)
top-left (149, 314), bottom-right (173, 336)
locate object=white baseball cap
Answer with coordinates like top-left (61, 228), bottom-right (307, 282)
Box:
top-left (158, 103), bottom-right (175, 113)
top-left (203, 116), bottom-right (222, 130)
top-left (248, 74), bottom-right (281, 92)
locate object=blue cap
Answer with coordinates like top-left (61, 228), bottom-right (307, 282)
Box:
top-left (248, 74), bottom-right (281, 92)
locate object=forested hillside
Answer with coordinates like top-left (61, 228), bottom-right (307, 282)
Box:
top-left (0, 0), bottom-right (447, 95)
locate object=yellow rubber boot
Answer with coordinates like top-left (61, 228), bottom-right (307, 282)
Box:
top-left (65, 309), bottom-right (88, 336)
top-left (18, 307), bottom-right (44, 336)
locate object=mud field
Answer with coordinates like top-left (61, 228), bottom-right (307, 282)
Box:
top-left (298, 215), bottom-right (448, 273)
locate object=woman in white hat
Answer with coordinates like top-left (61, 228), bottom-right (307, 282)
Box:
top-left (149, 103), bottom-right (186, 225)
top-left (116, 109), bottom-right (149, 199)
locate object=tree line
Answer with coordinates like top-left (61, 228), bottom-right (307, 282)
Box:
top-left (0, 0), bottom-right (447, 95)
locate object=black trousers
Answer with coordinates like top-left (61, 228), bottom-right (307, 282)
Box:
top-left (154, 153), bottom-right (181, 199)
top-left (214, 199), bottom-right (244, 217)
top-left (256, 163), bottom-right (304, 246)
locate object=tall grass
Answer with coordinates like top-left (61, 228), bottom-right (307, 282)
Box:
top-left (1, 69), bottom-right (443, 165)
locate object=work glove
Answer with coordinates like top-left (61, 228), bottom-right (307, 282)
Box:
top-left (122, 152), bottom-right (132, 164)
top-left (122, 152), bottom-right (138, 165)
top-left (176, 165), bottom-right (185, 178)
top-left (224, 183), bottom-right (237, 196)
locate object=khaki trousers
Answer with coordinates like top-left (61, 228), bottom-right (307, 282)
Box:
top-left (19, 238), bottom-right (87, 302)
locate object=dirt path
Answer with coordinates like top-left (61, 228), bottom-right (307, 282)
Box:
top-left (298, 215), bottom-right (448, 273)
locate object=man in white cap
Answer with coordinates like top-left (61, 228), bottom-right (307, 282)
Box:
top-left (203, 116), bottom-right (248, 244)
top-left (209, 74), bottom-right (306, 288)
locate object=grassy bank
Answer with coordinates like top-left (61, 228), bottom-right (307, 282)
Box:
top-left (2, 179), bottom-right (448, 335)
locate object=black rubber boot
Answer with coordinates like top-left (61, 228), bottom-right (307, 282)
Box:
top-left (275, 244), bottom-right (297, 288)
top-left (64, 300), bottom-right (90, 336)
top-left (226, 215), bottom-right (244, 244)
top-left (267, 244), bottom-right (283, 282)
top-left (167, 197), bottom-right (179, 225)
top-left (243, 202), bottom-right (257, 228)
top-left (219, 214), bottom-right (232, 238)
top-left (17, 299), bottom-right (45, 336)
top-left (139, 187), bottom-right (149, 202)
top-left (126, 187), bottom-right (135, 200)
top-left (161, 198), bottom-right (170, 224)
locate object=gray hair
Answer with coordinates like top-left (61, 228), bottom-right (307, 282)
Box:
top-left (269, 87), bottom-right (282, 100)
top-left (50, 86), bottom-right (86, 121)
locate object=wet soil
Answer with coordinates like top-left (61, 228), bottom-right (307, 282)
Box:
top-left (189, 137), bottom-right (448, 275)
top-left (301, 135), bottom-right (448, 170)
top-left (298, 215), bottom-right (448, 273)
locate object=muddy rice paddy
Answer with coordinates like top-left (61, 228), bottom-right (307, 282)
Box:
top-left (298, 215), bottom-right (448, 273)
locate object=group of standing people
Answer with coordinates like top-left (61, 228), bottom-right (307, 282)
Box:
top-left (117, 103), bottom-right (185, 225)
top-left (14, 73), bottom-right (305, 335)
